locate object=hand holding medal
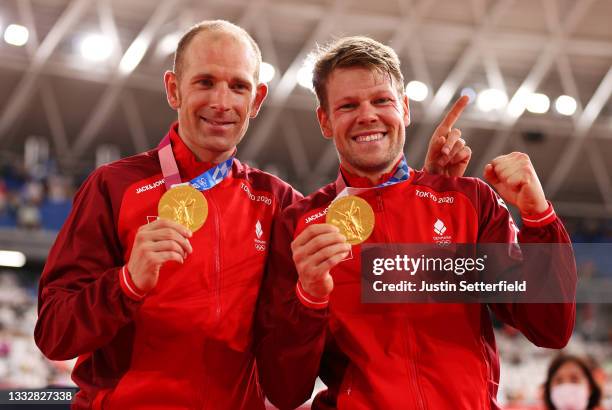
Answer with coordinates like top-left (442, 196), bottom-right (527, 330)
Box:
top-left (292, 195), bottom-right (374, 300)
top-left (124, 135), bottom-right (233, 294)
top-left (126, 218), bottom-right (194, 294)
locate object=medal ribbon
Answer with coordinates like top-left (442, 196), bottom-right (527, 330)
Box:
top-left (158, 134), bottom-right (233, 192)
top-left (334, 156), bottom-right (411, 199)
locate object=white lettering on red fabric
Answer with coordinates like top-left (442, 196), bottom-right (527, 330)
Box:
top-left (136, 179), bottom-right (165, 194)
top-left (241, 183), bottom-right (272, 206)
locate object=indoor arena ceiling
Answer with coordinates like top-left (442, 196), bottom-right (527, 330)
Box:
top-left (0, 0), bottom-right (611, 218)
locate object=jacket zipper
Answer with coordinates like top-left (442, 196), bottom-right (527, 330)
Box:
top-left (375, 190), bottom-right (393, 242)
top-left (377, 189), bottom-right (425, 408)
top-left (406, 327), bottom-right (427, 410)
top-left (344, 366), bottom-right (354, 396)
top-left (208, 194), bottom-right (222, 322)
top-left (376, 191), bottom-right (384, 211)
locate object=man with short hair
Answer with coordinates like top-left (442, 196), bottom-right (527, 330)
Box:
top-left (255, 36), bottom-right (576, 410)
top-left (34, 20), bottom-right (298, 409)
top-left (35, 22), bottom-right (471, 409)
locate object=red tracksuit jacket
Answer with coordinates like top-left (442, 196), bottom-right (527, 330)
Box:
top-left (256, 166), bottom-right (576, 410)
top-left (34, 123), bottom-right (301, 409)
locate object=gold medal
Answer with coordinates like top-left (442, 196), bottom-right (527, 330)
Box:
top-left (158, 185), bottom-right (208, 232)
top-left (326, 195), bottom-right (375, 245)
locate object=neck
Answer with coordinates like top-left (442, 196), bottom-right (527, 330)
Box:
top-left (180, 135), bottom-right (233, 164)
top-left (341, 161), bottom-right (397, 185)
top-left (192, 147), bottom-right (233, 164)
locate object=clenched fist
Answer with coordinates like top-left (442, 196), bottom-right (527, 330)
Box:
top-left (127, 218), bottom-right (193, 293)
top-left (291, 224), bottom-right (351, 299)
top-left (484, 152), bottom-right (548, 215)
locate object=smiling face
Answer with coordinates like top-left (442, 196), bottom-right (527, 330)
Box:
top-left (317, 67), bottom-right (409, 180)
top-left (164, 30), bottom-right (267, 163)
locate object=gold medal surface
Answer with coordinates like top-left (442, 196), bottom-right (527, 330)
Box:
top-left (158, 185), bottom-right (207, 232)
top-left (326, 195), bottom-right (375, 245)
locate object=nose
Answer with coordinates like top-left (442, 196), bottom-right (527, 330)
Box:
top-left (356, 102), bottom-right (378, 125)
top-left (209, 84), bottom-right (231, 112)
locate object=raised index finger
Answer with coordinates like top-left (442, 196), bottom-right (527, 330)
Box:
top-left (437, 95), bottom-right (469, 132)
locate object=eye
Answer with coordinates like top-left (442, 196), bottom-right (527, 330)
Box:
top-left (338, 103), bottom-right (357, 111)
top-left (231, 83), bottom-right (250, 92)
top-left (198, 79), bottom-right (213, 87)
top-left (374, 97), bottom-right (392, 104)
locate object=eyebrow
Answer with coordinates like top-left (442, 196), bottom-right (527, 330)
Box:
top-left (191, 72), bottom-right (254, 87)
top-left (333, 91), bottom-right (395, 103)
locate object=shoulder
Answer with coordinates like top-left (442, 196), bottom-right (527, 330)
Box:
top-left (98, 149), bottom-right (159, 182)
top-left (78, 149), bottom-right (160, 199)
top-left (411, 169), bottom-right (488, 195)
top-left (281, 181), bottom-right (336, 229)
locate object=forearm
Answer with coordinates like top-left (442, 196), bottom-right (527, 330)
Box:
top-left (35, 265), bottom-right (142, 360)
top-left (490, 217), bottom-right (576, 348)
top-left (256, 287), bottom-right (328, 409)
top-left (255, 218), bottom-right (330, 409)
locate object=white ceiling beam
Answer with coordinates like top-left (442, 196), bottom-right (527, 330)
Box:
top-left (97, 0), bottom-right (123, 65)
top-left (122, 91), bottom-right (150, 153)
top-left (482, 48), bottom-right (507, 94)
top-left (0, 18), bottom-right (611, 78)
top-left (0, 0), bottom-right (92, 139)
top-left (241, 2), bottom-right (345, 161)
top-left (237, 0), bottom-right (268, 28)
top-left (406, 0), bottom-right (513, 165)
top-left (473, 0), bottom-right (595, 175)
top-left (17, 0), bottom-right (39, 55)
top-left (40, 83), bottom-right (70, 167)
top-left (70, 0), bottom-right (180, 158)
top-left (389, 0), bottom-right (436, 95)
top-left (422, 0), bottom-right (513, 123)
top-left (546, 65), bottom-right (612, 197)
top-left (555, 53), bottom-right (584, 123)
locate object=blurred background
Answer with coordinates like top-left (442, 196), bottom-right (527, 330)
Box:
top-left (0, 0), bottom-right (610, 408)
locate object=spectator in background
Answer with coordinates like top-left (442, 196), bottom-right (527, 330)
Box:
top-left (544, 354), bottom-right (602, 410)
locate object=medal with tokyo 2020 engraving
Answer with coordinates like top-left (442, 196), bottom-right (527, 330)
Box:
top-left (158, 185), bottom-right (208, 232)
top-left (156, 133), bottom-right (233, 231)
top-left (326, 195), bottom-right (375, 245)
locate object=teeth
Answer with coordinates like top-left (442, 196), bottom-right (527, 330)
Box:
top-left (203, 118), bottom-right (230, 126)
top-left (355, 132), bottom-right (384, 142)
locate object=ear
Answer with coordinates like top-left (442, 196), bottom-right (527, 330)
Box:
top-left (402, 93), bottom-right (410, 126)
top-left (249, 83), bottom-right (269, 118)
top-left (316, 106), bottom-right (333, 140)
top-left (164, 71), bottom-right (181, 110)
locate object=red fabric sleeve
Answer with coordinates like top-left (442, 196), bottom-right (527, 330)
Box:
top-left (296, 281), bottom-right (330, 309)
top-left (520, 201), bottom-right (557, 228)
top-left (477, 179), bottom-right (576, 349)
top-left (34, 167), bottom-right (143, 361)
top-left (254, 208), bottom-right (328, 410)
top-left (119, 265), bottom-right (147, 300)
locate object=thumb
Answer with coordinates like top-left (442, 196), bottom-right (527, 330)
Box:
top-left (483, 164), bottom-right (500, 187)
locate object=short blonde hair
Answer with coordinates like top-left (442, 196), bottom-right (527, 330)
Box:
top-left (312, 36), bottom-right (404, 111)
